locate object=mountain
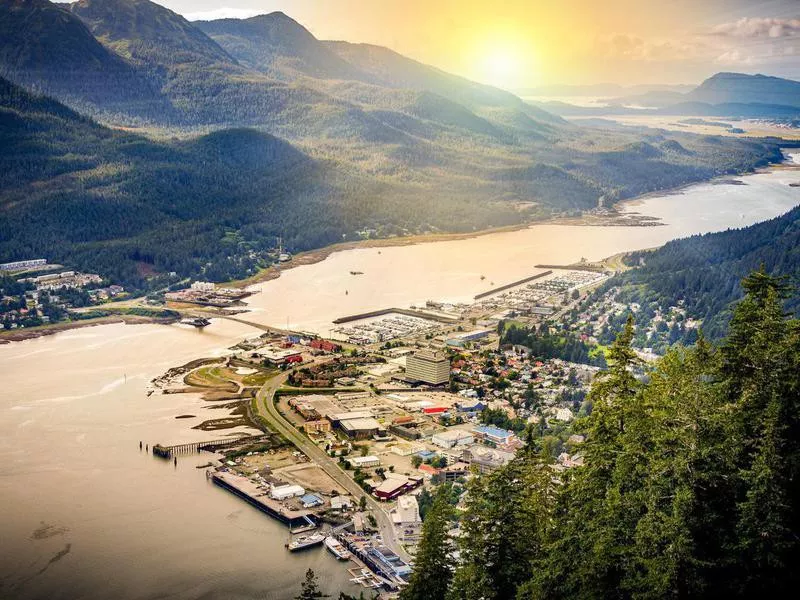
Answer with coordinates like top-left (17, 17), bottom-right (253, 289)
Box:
top-left (542, 72), bottom-right (800, 116)
top-left (611, 200), bottom-right (800, 339)
top-left (69, 0), bottom-right (234, 68)
top-left (195, 12), bottom-right (368, 82)
top-left (687, 72), bottom-right (800, 108)
top-left (0, 0), bottom-right (165, 117)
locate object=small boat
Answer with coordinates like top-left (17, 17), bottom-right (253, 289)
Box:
top-left (324, 536), bottom-right (351, 560)
top-left (480, 275), bottom-right (485, 280)
top-left (350, 271), bottom-right (364, 275)
top-left (287, 532), bottom-right (325, 551)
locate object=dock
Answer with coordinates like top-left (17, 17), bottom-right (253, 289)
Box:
top-left (211, 471), bottom-right (318, 532)
top-left (535, 263), bottom-right (608, 273)
top-left (332, 307), bottom-right (458, 325)
top-left (152, 434), bottom-right (268, 459)
top-left (473, 270), bottom-right (553, 300)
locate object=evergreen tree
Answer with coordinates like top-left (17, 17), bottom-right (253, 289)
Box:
top-left (400, 487), bottom-right (455, 600)
top-left (295, 569), bottom-right (329, 600)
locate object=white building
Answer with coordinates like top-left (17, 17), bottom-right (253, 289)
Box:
top-left (406, 350), bottom-right (450, 385)
top-left (0, 258), bottom-right (46, 271)
top-left (431, 429), bottom-right (475, 449)
top-left (394, 495), bottom-right (421, 524)
top-left (350, 455), bottom-right (381, 468)
top-left (270, 484), bottom-right (305, 500)
top-left (190, 281), bottom-right (215, 292)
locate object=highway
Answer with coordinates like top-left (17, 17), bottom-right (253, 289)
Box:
top-left (253, 372), bottom-right (411, 562)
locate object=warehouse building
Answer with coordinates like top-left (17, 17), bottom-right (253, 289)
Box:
top-left (431, 429), bottom-right (475, 449)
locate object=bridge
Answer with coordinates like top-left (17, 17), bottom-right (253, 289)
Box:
top-left (152, 434), bottom-right (268, 459)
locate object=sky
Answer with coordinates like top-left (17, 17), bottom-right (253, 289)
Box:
top-left (159, 0), bottom-right (800, 89)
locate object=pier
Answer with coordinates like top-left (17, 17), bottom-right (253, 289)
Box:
top-left (332, 307), bottom-right (458, 325)
top-left (152, 434), bottom-right (267, 459)
top-left (473, 270), bottom-right (553, 300)
top-left (211, 471), bottom-right (318, 531)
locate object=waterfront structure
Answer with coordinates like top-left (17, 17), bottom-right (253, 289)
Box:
top-left (270, 484), bottom-right (306, 500)
top-left (405, 349), bottom-right (450, 385)
top-left (300, 494), bottom-right (324, 508)
top-left (431, 429), bottom-right (474, 449)
top-left (0, 258), bottom-right (46, 271)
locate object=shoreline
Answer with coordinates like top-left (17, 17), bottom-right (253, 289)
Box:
top-left (0, 314), bottom-right (178, 344)
top-left (4, 151), bottom-right (797, 343)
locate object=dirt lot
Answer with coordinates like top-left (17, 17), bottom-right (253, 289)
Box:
top-left (276, 463), bottom-right (347, 495)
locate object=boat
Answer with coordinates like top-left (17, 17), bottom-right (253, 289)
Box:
top-left (350, 271), bottom-right (364, 275)
top-left (286, 532), bottom-right (325, 551)
top-left (324, 536), bottom-right (351, 560)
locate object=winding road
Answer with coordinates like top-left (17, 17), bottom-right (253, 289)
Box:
top-left (253, 373), bottom-right (411, 562)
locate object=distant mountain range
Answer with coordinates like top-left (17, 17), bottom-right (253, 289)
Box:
top-left (0, 0), bottom-right (791, 289)
top-left (537, 72), bottom-right (800, 117)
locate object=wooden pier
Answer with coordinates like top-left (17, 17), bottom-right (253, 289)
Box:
top-left (152, 434), bottom-right (267, 459)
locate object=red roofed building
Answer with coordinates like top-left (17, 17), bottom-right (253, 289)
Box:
top-left (310, 339), bottom-right (340, 353)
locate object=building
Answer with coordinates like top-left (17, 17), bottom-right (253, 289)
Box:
top-left (350, 455), bottom-right (380, 468)
top-left (330, 495), bottom-right (353, 511)
top-left (256, 347), bottom-right (304, 366)
top-left (461, 446), bottom-right (515, 474)
top-left (0, 259), bottom-right (46, 271)
top-left (340, 417), bottom-right (383, 440)
top-left (303, 420), bottom-right (332, 434)
top-left (405, 350), bottom-right (450, 385)
top-left (373, 475), bottom-right (422, 500)
top-left (300, 494), bottom-right (324, 508)
top-left (190, 281), bottom-right (215, 292)
top-left (270, 484), bottom-right (306, 500)
top-left (472, 425), bottom-right (518, 446)
top-left (394, 495), bottom-right (421, 523)
top-left (309, 339), bottom-right (340, 353)
top-left (431, 429), bottom-right (475, 449)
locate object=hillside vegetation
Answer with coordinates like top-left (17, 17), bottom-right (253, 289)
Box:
top-left (403, 272), bottom-right (800, 599)
top-left (607, 204), bottom-right (800, 338)
top-left (0, 0), bottom-right (790, 292)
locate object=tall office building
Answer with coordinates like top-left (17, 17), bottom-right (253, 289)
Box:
top-left (406, 349), bottom-right (450, 385)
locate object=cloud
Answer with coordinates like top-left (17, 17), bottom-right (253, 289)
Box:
top-left (183, 7), bottom-right (265, 22)
top-left (711, 17), bottom-right (800, 39)
top-left (595, 34), bottom-right (702, 62)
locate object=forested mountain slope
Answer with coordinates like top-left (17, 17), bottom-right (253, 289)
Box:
top-left (404, 273), bottom-right (800, 599)
top-left (611, 202), bottom-right (800, 338)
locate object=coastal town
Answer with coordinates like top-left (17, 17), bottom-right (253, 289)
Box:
top-left (135, 261), bottom-right (627, 596)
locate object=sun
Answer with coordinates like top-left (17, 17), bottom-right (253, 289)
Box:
top-left (470, 36), bottom-right (535, 90)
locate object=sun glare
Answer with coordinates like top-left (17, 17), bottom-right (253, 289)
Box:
top-left (470, 36), bottom-right (535, 90)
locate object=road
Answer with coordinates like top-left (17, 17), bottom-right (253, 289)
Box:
top-left (253, 373), bottom-right (411, 562)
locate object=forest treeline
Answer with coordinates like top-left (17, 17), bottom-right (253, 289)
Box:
top-left (402, 270), bottom-right (800, 600)
top-left (606, 204), bottom-right (800, 339)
